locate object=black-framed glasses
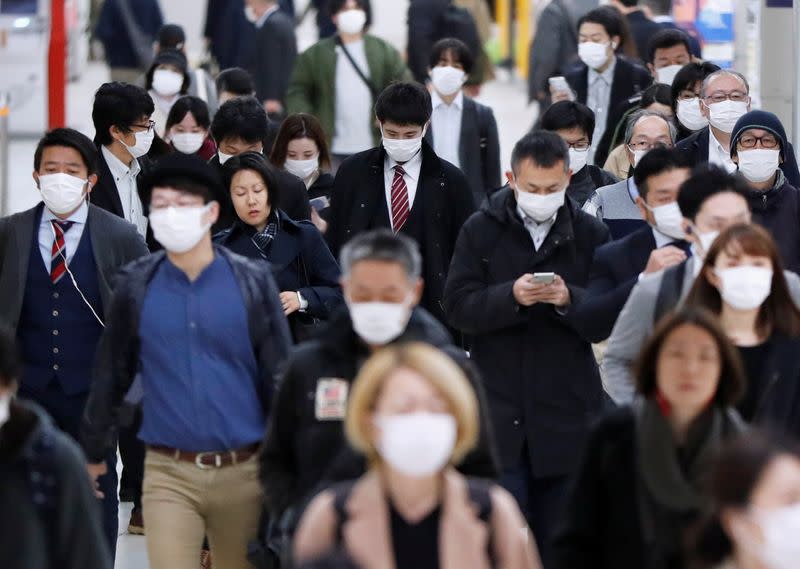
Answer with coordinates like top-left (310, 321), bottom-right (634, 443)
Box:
top-left (738, 134), bottom-right (779, 149)
top-left (567, 141), bottom-right (590, 151)
top-left (130, 120), bottom-right (156, 134)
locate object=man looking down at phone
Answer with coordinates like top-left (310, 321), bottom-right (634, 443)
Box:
top-left (443, 130), bottom-right (610, 567)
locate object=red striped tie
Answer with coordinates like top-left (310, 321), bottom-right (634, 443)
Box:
top-left (50, 220), bottom-right (74, 284)
top-left (390, 165), bottom-right (410, 233)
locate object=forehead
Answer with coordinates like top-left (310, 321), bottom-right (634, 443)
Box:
top-left (654, 43), bottom-right (689, 58)
top-left (663, 322), bottom-right (716, 348)
top-left (150, 187), bottom-right (203, 202)
top-left (555, 126), bottom-right (588, 141)
top-left (348, 259), bottom-right (412, 283)
top-left (698, 191), bottom-right (748, 215)
top-left (382, 121), bottom-right (422, 132)
top-left (380, 368), bottom-right (440, 400)
top-left (632, 116), bottom-right (670, 136)
top-left (740, 128), bottom-right (774, 138)
top-left (231, 168), bottom-right (265, 186)
top-left (647, 167), bottom-right (690, 189)
top-left (40, 145), bottom-right (87, 168)
top-left (515, 157), bottom-right (567, 181)
top-left (706, 74), bottom-right (746, 93)
top-left (579, 22), bottom-right (609, 37)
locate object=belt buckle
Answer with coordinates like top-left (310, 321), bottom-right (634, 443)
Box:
top-left (195, 452), bottom-right (222, 469)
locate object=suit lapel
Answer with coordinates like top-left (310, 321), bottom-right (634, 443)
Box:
top-left (5, 206), bottom-right (40, 328)
top-left (87, 206), bottom-right (114, 310)
top-left (575, 68), bottom-right (589, 103)
top-left (627, 226), bottom-right (656, 275)
top-left (608, 60), bottom-right (629, 115)
top-left (91, 150), bottom-right (125, 217)
top-left (459, 98), bottom-right (479, 170)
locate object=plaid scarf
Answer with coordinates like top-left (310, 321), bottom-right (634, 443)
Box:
top-left (250, 215), bottom-right (279, 255)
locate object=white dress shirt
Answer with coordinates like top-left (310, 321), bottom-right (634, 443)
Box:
top-left (332, 39), bottom-right (374, 155)
top-left (431, 90), bottom-right (463, 168)
top-left (708, 129), bottom-right (737, 173)
top-left (652, 227), bottom-right (676, 249)
top-left (101, 145), bottom-right (148, 237)
top-left (384, 150), bottom-right (423, 231)
top-left (517, 205), bottom-right (557, 251)
top-left (255, 4), bottom-right (280, 28)
top-left (587, 57), bottom-right (617, 163)
top-left (39, 200), bottom-right (89, 273)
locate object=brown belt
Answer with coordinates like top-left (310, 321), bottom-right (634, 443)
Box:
top-left (148, 443), bottom-right (260, 469)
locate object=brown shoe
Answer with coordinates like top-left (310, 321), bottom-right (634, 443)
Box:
top-left (200, 549), bottom-right (212, 569)
top-left (127, 507), bottom-right (144, 535)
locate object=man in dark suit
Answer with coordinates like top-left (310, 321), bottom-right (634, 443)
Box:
top-left (573, 147), bottom-right (692, 342)
top-left (610, 0), bottom-right (662, 61)
top-left (0, 129), bottom-right (149, 557)
top-left (243, 0), bottom-right (298, 117)
top-left (641, 0), bottom-right (702, 56)
top-left (424, 38), bottom-right (502, 206)
top-left (327, 82), bottom-right (476, 329)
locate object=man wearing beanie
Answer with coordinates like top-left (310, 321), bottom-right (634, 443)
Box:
top-left (731, 110), bottom-right (800, 272)
top-left (81, 153), bottom-right (292, 569)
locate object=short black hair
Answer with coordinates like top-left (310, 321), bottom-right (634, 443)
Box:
top-left (539, 101), bottom-right (596, 143)
top-left (329, 0), bottom-right (372, 27)
top-left (142, 153), bottom-right (222, 204)
top-left (215, 68), bottom-right (256, 96)
top-left (211, 96), bottom-right (269, 145)
top-left (222, 151), bottom-right (280, 208)
top-left (616, 0), bottom-right (638, 8)
top-left (429, 38), bottom-right (475, 75)
top-left (647, 29), bottom-right (692, 64)
top-left (578, 7), bottom-right (624, 42)
top-left (374, 82), bottom-right (432, 127)
top-left (640, 82), bottom-right (673, 109)
top-left (165, 96), bottom-right (211, 132)
top-left (511, 130), bottom-right (569, 174)
top-left (641, 0), bottom-right (671, 16)
top-left (92, 82), bottom-right (155, 146)
top-left (670, 62), bottom-right (721, 111)
top-left (677, 165), bottom-right (750, 222)
top-left (633, 146), bottom-right (693, 200)
top-left (145, 48), bottom-right (190, 94)
top-left (0, 327), bottom-right (20, 387)
top-left (157, 23), bottom-right (186, 50)
top-left (34, 128), bottom-right (99, 175)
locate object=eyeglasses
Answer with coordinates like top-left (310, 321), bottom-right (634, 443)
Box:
top-left (627, 141), bottom-right (669, 152)
top-left (703, 91), bottom-right (749, 104)
top-left (738, 134), bottom-right (779, 149)
top-left (566, 141), bottom-right (590, 151)
top-left (130, 120), bottom-right (156, 134)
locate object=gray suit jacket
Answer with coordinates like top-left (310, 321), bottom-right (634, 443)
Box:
top-left (603, 256), bottom-right (800, 403)
top-left (0, 203), bottom-right (149, 330)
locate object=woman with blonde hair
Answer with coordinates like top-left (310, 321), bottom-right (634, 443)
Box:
top-left (293, 343), bottom-right (540, 569)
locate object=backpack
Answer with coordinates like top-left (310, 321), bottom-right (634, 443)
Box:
top-left (438, 4), bottom-right (482, 63)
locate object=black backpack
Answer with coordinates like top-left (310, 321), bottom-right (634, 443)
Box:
top-left (438, 4), bottom-right (482, 62)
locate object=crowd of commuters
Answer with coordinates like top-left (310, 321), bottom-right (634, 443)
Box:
top-left (5, 1), bottom-right (800, 569)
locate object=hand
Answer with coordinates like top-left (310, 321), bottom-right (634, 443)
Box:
top-left (549, 85), bottom-right (574, 103)
top-left (513, 274), bottom-right (571, 307)
top-left (87, 462), bottom-right (107, 498)
top-left (643, 245), bottom-right (687, 274)
top-left (280, 291), bottom-right (301, 315)
top-left (310, 208), bottom-right (328, 234)
top-left (264, 100), bottom-right (283, 114)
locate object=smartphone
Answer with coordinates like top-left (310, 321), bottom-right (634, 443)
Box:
top-left (531, 272), bottom-right (556, 285)
top-left (310, 196), bottom-right (330, 211)
top-left (548, 76), bottom-right (570, 92)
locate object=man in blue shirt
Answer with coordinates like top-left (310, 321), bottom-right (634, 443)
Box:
top-left (82, 153), bottom-right (292, 569)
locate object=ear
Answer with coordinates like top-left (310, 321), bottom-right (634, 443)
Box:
top-left (206, 201), bottom-right (221, 225)
top-left (32, 171), bottom-right (40, 188)
top-left (505, 171), bottom-right (515, 188)
top-left (411, 278), bottom-right (424, 306)
top-left (610, 36), bottom-right (620, 50)
top-left (699, 98), bottom-right (711, 119)
top-left (705, 265), bottom-right (721, 289)
top-left (86, 174), bottom-right (98, 194)
top-left (625, 144), bottom-right (635, 166)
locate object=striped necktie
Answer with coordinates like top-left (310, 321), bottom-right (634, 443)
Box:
top-left (390, 165), bottom-right (410, 232)
top-left (50, 220), bottom-right (74, 284)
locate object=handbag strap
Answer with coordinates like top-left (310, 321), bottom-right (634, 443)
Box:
top-left (335, 36), bottom-right (378, 99)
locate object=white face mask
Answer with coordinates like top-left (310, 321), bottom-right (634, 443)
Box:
top-left (515, 180), bottom-right (566, 223)
top-left (0, 392), bottom-right (10, 428)
top-left (349, 300), bottom-right (411, 345)
top-left (149, 204), bottom-right (213, 253)
top-left (120, 128), bottom-right (154, 159)
top-left (152, 69), bottom-right (184, 97)
top-left (218, 150), bottom-right (235, 165)
top-left (695, 229), bottom-right (719, 258)
top-left (631, 148), bottom-right (649, 168)
top-left (285, 155), bottom-right (319, 180)
top-left (578, 41), bottom-right (611, 70)
top-left (336, 8), bottom-right (367, 35)
top-left (707, 99), bottom-right (749, 134)
top-left (656, 64), bottom-right (683, 86)
top-left (38, 173), bottom-right (89, 215)
top-left (647, 201), bottom-right (686, 240)
top-left (171, 132), bottom-right (206, 155)
top-left (737, 149), bottom-right (781, 184)
top-left (677, 98), bottom-right (709, 131)
top-left (244, 5), bottom-right (259, 23)
top-left (376, 412), bottom-right (457, 477)
top-left (755, 503), bottom-right (800, 569)
top-left (568, 148), bottom-right (589, 173)
top-left (431, 66), bottom-right (466, 97)
top-left (382, 127), bottom-right (425, 164)
top-left (715, 266), bottom-right (773, 310)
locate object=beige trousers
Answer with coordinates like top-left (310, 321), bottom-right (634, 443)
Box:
top-left (142, 449), bottom-right (263, 569)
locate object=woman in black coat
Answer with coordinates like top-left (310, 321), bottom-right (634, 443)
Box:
top-left (213, 152), bottom-right (343, 342)
top-left (553, 307), bottom-right (747, 569)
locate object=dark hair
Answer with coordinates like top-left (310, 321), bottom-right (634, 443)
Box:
top-left (616, 0), bottom-right (638, 8)
top-left (222, 151), bottom-right (280, 209)
top-left (145, 49), bottom-right (190, 95)
top-left (647, 29), bottom-right (692, 64)
top-left (157, 23), bottom-right (186, 50)
top-left (633, 146), bottom-right (693, 200)
top-left (34, 128), bottom-right (99, 175)
top-left (429, 38), bottom-right (475, 75)
top-left (269, 113), bottom-right (331, 170)
top-left (329, 0), bottom-right (372, 27)
top-left (540, 101), bottom-right (596, 143)
top-left (677, 165), bottom-right (750, 222)
top-left (375, 82), bottom-right (432, 127)
top-left (142, 153), bottom-right (222, 204)
top-left (671, 62), bottom-right (721, 113)
top-left (340, 228), bottom-right (422, 280)
top-left (165, 96), bottom-right (211, 133)
top-left (685, 224), bottom-right (800, 338)
top-left (215, 67), bottom-right (256, 97)
top-left (640, 83), bottom-right (673, 110)
top-left (641, 0), bottom-right (672, 16)
top-left (296, 552), bottom-right (361, 569)
top-left (92, 82), bottom-right (155, 146)
top-left (0, 327), bottom-right (20, 387)
top-left (211, 96), bottom-right (269, 145)
top-left (511, 130), bottom-right (569, 174)
top-left (634, 306), bottom-right (746, 406)
top-left (578, 6), bottom-right (625, 45)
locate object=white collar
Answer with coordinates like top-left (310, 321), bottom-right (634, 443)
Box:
top-left (255, 4), bottom-right (280, 28)
top-left (709, 128), bottom-right (729, 155)
top-left (102, 145), bottom-right (140, 179)
top-left (652, 15), bottom-right (674, 23)
top-left (385, 148), bottom-right (423, 182)
top-left (431, 89), bottom-right (464, 110)
top-left (42, 199), bottom-right (89, 226)
top-left (652, 227), bottom-right (676, 248)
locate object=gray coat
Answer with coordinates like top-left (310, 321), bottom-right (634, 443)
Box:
top-left (528, 0), bottom-right (580, 104)
top-left (603, 256), bottom-right (800, 403)
top-left (0, 203), bottom-right (149, 330)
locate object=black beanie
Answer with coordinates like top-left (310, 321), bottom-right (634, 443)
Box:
top-left (730, 110), bottom-right (788, 161)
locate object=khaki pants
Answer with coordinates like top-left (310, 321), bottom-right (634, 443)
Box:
top-left (142, 449), bottom-right (263, 569)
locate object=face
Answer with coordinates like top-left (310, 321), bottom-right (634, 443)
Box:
top-left (169, 111), bottom-right (208, 138)
top-left (156, 63), bottom-right (181, 74)
top-left (578, 22), bottom-right (617, 57)
top-left (677, 80), bottom-right (703, 103)
top-left (706, 248), bottom-right (772, 291)
top-left (230, 169), bottom-right (270, 229)
top-left (626, 116), bottom-right (673, 165)
top-left (554, 126), bottom-right (590, 151)
top-left (701, 74), bottom-right (751, 118)
top-left (149, 187), bottom-right (219, 224)
top-left (381, 120), bottom-right (426, 140)
top-left (689, 192), bottom-right (751, 241)
top-left (636, 167), bottom-right (690, 223)
top-left (218, 136), bottom-right (263, 156)
top-left (648, 44), bottom-right (691, 74)
top-left (342, 260), bottom-right (423, 305)
top-left (732, 128), bottom-right (783, 166)
top-left (32, 145), bottom-right (98, 191)
top-left (507, 158), bottom-right (571, 197)
top-left (333, 0), bottom-right (363, 18)
top-left (430, 48), bottom-right (465, 72)
top-left (286, 137), bottom-right (319, 161)
top-left (110, 114), bottom-right (154, 148)
top-left (655, 323), bottom-right (721, 417)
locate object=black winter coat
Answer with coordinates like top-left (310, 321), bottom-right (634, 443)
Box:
top-left (747, 179), bottom-right (800, 273)
top-left (326, 142), bottom-right (476, 326)
top-left (309, 172), bottom-right (335, 222)
top-left (260, 306), bottom-right (499, 520)
top-left (745, 333), bottom-right (800, 434)
top-left (443, 188), bottom-right (611, 477)
top-left (80, 247), bottom-right (293, 462)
